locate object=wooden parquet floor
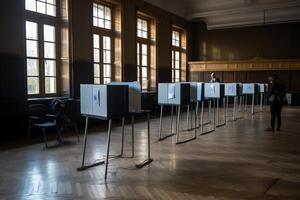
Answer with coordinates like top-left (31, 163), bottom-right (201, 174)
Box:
top-left (1, 106), bottom-right (300, 199)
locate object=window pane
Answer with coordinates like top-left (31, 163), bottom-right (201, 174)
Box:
top-left (175, 51), bottom-right (180, 60)
top-left (26, 0), bottom-right (36, 11)
top-left (104, 78), bottom-right (111, 84)
top-left (27, 59), bottom-right (39, 76)
top-left (46, 4), bottom-right (56, 16)
top-left (142, 55), bottom-right (147, 66)
top-left (93, 34), bottom-right (99, 48)
top-left (175, 60), bottom-right (180, 69)
top-left (45, 60), bottom-right (56, 76)
top-left (142, 31), bottom-right (147, 39)
top-left (142, 67), bottom-right (147, 78)
top-left (44, 25), bottom-right (55, 42)
top-left (104, 21), bottom-right (111, 29)
top-left (94, 64), bottom-right (100, 77)
top-left (27, 77), bottom-right (39, 94)
top-left (93, 4), bottom-right (98, 17)
top-left (175, 70), bottom-right (180, 79)
top-left (45, 77), bottom-right (56, 93)
top-left (37, 1), bottom-right (46, 14)
top-left (26, 40), bottom-right (38, 57)
top-left (103, 50), bottom-right (111, 63)
top-left (105, 7), bottom-right (111, 20)
top-left (26, 21), bottom-right (38, 40)
top-left (44, 42), bottom-right (56, 59)
top-left (97, 5), bottom-right (104, 18)
top-left (142, 44), bottom-right (147, 55)
top-left (98, 18), bottom-right (104, 28)
top-left (142, 20), bottom-right (147, 31)
top-left (103, 64), bottom-right (111, 77)
top-left (94, 78), bottom-right (100, 84)
top-left (137, 30), bottom-right (142, 38)
top-left (47, 0), bottom-right (56, 4)
top-left (137, 19), bottom-right (142, 30)
top-left (93, 17), bottom-right (98, 26)
top-left (94, 49), bottom-right (100, 62)
top-left (103, 36), bottom-right (111, 50)
top-left (142, 79), bottom-right (148, 90)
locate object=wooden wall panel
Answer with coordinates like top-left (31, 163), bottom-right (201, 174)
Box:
top-left (223, 72), bottom-right (234, 82)
top-left (189, 70), bottom-right (300, 92)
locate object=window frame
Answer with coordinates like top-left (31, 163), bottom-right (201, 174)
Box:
top-left (25, 2), bottom-right (61, 98)
top-left (136, 15), bottom-right (151, 91)
top-left (171, 28), bottom-right (183, 83)
top-left (92, 2), bottom-right (115, 84)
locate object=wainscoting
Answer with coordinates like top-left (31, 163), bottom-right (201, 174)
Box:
top-left (189, 58), bottom-right (300, 92)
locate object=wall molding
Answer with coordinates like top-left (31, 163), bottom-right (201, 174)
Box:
top-left (189, 57), bottom-right (300, 72)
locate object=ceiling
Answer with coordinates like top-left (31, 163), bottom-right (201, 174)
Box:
top-left (143, 0), bottom-right (300, 29)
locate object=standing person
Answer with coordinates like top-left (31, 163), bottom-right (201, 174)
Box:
top-left (266, 75), bottom-right (287, 131)
top-left (210, 72), bottom-right (220, 83)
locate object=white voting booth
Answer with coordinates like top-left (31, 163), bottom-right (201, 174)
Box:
top-left (158, 83), bottom-right (197, 144)
top-left (78, 83), bottom-right (152, 180)
top-left (224, 83), bottom-right (240, 121)
top-left (109, 82), bottom-right (141, 113)
top-left (204, 83), bottom-right (226, 128)
top-left (80, 84), bottom-right (128, 119)
top-left (243, 83), bottom-right (258, 114)
top-left (258, 83), bottom-right (267, 109)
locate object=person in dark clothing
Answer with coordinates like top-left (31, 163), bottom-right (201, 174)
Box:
top-left (210, 73), bottom-right (220, 83)
top-left (266, 75), bottom-right (286, 131)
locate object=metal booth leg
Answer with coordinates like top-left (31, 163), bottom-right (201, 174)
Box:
top-left (42, 128), bottom-right (48, 148)
top-left (175, 105), bottom-right (181, 143)
top-left (136, 112), bottom-right (153, 168)
top-left (260, 93), bottom-right (263, 110)
top-left (158, 105), bottom-right (163, 140)
top-left (77, 117), bottom-right (105, 171)
top-left (225, 96), bottom-right (228, 123)
top-left (80, 117), bottom-right (89, 167)
top-left (216, 99), bottom-right (219, 125)
top-left (216, 98), bottom-right (226, 128)
top-left (251, 94), bottom-right (255, 115)
top-left (131, 115), bottom-right (135, 158)
top-left (233, 96), bottom-right (236, 121)
top-left (170, 106), bottom-right (174, 134)
top-left (208, 100), bottom-right (211, 123)
top-left (186, 104), bottom-right (190, 129)
top-left (244, 95), bottom-right (248, 111)
top-left (213, 99), bottom-right (216, 130)
top-left (120, 116), bottom-right (125, 157)
top-left (201, 101), bottom-right (204, 134)
top-left (176, 104), bottom-right (197, 144)
top-left (158, 105), bottom-right (176, 141)
top-left (104, 119), bottom-right (112, 180)
top-left (194, 102), bottom-right (198, 138)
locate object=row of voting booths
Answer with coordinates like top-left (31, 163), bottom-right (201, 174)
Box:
top-left (79, 81), bottom-right (268, 180)
top-left (157, 82), bottom-right (269, 143)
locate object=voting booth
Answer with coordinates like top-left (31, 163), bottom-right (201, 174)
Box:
top-left (257, 83), bottom-right (268, 109)
top-left (79, 83), bottom-right (152, 180)
top-left (225, 83), bottom-right (240, 97)
top-left (158, 83), bottom-right (196, 144)
top-left (224, 83), bottom-right (241, 121)
top-left (158, 83), bottom-right (190, 106)
top-left (242, 83), bottom-right (258, 94)
top-left (109, 82), bottom-right (141, 113)
top-left (197, 82), bottom-right (205, 102)
top-left (80, 84), bottom-right (128, 119)
top-left (204, 83), bottom-right (224, 99)
top-left (242, 83), bottom-right (258, 114)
